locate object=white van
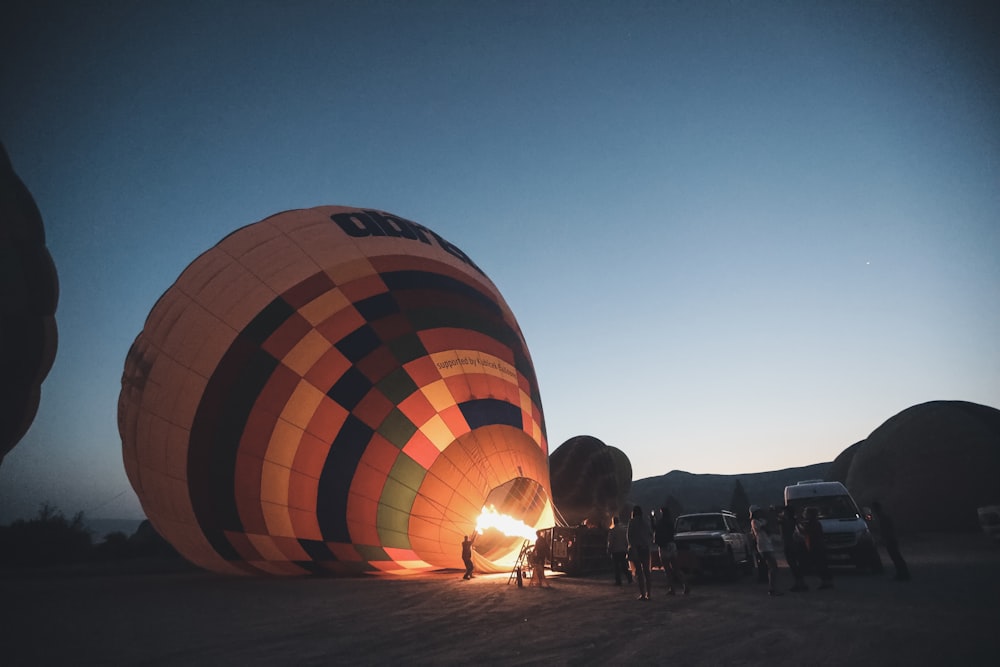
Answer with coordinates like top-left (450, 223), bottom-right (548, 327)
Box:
top-left (784, 480), bottom-right (882, 572)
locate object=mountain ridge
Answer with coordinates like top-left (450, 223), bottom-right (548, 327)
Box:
top-left (628, 462), bottom-right (832, 515)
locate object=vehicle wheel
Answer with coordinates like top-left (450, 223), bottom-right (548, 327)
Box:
top-left (740, 548), bottom-right (755, 575)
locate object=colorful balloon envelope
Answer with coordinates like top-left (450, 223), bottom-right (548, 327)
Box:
top-left (119, 207), bottom-right (552, 575)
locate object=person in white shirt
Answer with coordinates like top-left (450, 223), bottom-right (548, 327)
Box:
top-left (750, 505), bottom-right (782, 597)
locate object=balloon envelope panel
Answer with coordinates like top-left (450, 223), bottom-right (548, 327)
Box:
top-left (0, 143), bottom-right (58, 465)
top-left (119, 207), bottom-right (550, 575)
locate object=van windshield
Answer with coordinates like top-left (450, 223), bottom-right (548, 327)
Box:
top-left (787, 495), bottom-right (860, 520)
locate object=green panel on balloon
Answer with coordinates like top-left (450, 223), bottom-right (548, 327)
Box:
top-left (378, 408), bottom-right (418, 448)
top-left (383, 454), bottom-right (425, 506)
top-left (376, 504), bottom-right (412, 549)
top-left (377, 454), bottom-right (425, 548)
top-left (353, 543), bottom-right (390, 562)
top-left (377, 367), bottom-right (419, 405)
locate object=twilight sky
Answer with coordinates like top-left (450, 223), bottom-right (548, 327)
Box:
top-left (2, 1), bottom-right (998, 523)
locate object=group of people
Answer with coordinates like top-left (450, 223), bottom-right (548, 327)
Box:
top-left (608, 505), bottom-right (689, 601)
top-left (606, 500), bottom-right (909, 600)
top-left (752, 500), bottom-right (910, 596)
top-left (462, 529), bottom-right (552, 588)
top-left (462, 500), bottom-right (909, 593)
top-left (752, 504), bottom-right (832, 596)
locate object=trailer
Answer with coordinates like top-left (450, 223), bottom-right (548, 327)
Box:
top-left (548, 526), bottom-right (612, 576)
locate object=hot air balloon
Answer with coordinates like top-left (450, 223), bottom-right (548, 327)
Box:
top-left (1, 142), bottom-right (58, 466)
top-left (119, 207), bottom-right (552, 575)
top-left (549, 435), bottom-right (632, 529)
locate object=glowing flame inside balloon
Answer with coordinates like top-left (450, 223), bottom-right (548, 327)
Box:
top-left (475, 505), bottom-right (538, 541)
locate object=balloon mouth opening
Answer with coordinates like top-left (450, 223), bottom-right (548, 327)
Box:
top-left (472, 477), bottom-right (552, 568)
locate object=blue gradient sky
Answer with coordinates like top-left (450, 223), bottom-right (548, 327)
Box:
top-left (2, 1), bottom-right (998, 522)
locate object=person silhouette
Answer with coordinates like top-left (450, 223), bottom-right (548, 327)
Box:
top-left (531, 529), bottom-right (551, 588)
top-left (804, 507), bottom-right (833, 589)
top-left (780, 504), bottom-right (807, 592)
top-left (654, 506), bottom-right (688, 595)
top-left (627, 505), bottom-right (653, 601)
top-left (461, 534), bottom-right (475, 580)
top-left (607, 516), bottom-right (632, 586)
top-left (871, 501), bottom-right (910, 581)
top-left (750, 505), bottom-right (782, 596)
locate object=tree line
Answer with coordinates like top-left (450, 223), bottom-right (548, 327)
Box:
top-left (0, 503), bottom-right (179, 569)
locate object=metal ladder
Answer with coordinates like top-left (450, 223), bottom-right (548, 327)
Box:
top-left (507, 539), bottom-right (533, 585)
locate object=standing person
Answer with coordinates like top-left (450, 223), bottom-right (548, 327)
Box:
top-left (461, 534), bottom-right (475, 580)
top-left (627, 505), bottom-right (653, 601)
top-left (607, 516), bottom-right (632, 586)
top-left (803, 507), bottom-right (833, 589)
top-left (750, 508), bottom-right (769, 583)
top-left (871, 501), bottom-right (911, 581)
top-left (779, 505), bottom-right (807, 592)
top-left (750, 505), bottom-right (782, 596)
top-left (654, 506), bottom-right (689, 595)
top-left (531, 529), bottom-right (551, 588)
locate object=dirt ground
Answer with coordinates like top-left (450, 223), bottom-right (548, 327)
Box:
top-left (3, 533), bottom-right (998, 666)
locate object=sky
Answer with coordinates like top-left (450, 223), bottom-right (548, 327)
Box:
top-left (1, 1), bottom-right (998, 524)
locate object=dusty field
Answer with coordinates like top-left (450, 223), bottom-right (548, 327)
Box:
top-left (3, 533), bottom-right (998, 666)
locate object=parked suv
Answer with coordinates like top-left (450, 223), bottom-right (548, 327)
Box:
top-left (673, 510), bottom-right (755, 580)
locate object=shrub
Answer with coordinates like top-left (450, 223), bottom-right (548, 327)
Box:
top-left (0, 503), bottom-right (93, 567)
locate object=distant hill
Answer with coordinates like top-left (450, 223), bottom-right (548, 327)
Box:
top-left (628, 463), bottom-right (831, 516)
